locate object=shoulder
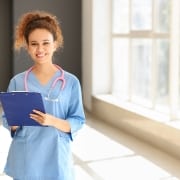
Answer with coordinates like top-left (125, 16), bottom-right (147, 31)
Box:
top-left (63, 71), bottom-right (82, 91)
top-left (64, 71), bottom-right (80, 84)
top-left (8, 71), bottom-right (26, 91)
top-left (10, 71), bottom-right (26, 82)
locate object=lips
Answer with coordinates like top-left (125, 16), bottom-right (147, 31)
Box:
top-left (36, 53), bottom-right (46, 58)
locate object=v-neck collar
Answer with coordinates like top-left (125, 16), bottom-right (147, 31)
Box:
top-left (30, 71), bottom-right (60, 89)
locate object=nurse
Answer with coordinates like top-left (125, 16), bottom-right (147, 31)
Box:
top-left (2, 10), bottom-right (85, 180)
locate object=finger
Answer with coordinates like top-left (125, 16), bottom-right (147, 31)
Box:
top-left (30, 114), bottom-right (44, 124)
top-left (32, 109), bottom-right (44, 117)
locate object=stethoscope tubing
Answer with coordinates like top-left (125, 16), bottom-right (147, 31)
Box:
top-left (24, 64), bottom-right (66, 92)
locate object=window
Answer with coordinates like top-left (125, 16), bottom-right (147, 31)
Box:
top-left (111, 0), bottom-right (180, 120)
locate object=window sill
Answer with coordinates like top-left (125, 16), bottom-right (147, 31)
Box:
top-left (90, 94), bottom-right (180, 159)
top-left (93, 94), bottom-right (171, 123)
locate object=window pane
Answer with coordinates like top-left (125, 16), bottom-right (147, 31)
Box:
top-left (155, 0), bottom-right (170, 33)
top-left (131, 0), bottom-right (152, 31)
top-left (155, 39), bottom-right (170, 112)
top-left (112, 0), bottom-right (129, 33)
top-left (112, 38), bottom-right (129, 99)
top-left (131, 39), bottom-right (152, 106)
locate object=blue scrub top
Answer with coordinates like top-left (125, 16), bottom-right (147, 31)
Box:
top-left (2, 69), bottom-right (86, 180)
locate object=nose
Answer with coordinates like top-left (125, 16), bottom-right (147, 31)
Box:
top-left (36, 44), bottom-right (44, 52)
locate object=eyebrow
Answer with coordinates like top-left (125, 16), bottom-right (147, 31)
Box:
top-left (30, 40), bottom-right (52, 43)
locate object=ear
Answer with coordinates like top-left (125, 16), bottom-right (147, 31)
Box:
top-left (53, 41), bottom-right (58, 51)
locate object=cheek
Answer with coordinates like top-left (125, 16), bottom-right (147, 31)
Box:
top-left (27, 49), bottom-right (33, 55)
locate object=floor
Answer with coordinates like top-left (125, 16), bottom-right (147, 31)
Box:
top-left (0, 112), bottom-right (180, 180)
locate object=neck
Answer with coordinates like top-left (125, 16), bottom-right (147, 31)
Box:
top-left (29, 63), bottom-right (59, 85)
top-left (33, 63), bottom-right (58, 74)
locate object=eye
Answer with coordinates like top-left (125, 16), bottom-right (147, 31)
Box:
top-left (43, 41), bottom-right (50, 46)
top-left (30, 42), bottom-right (38, 46)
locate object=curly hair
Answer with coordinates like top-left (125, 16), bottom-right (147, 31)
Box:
top-left (14, 10), bottom-right (63, 50)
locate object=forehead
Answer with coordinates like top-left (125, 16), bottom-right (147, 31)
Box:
top-left (28, 28), bottom-right (54, 41)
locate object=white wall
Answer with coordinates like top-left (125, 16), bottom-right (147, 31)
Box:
top-left (82, 0), bottom-right (111, 111)
top-left (82, 0), bottom-right (93, 110)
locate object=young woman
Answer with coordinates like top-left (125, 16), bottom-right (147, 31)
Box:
top-left (2, 10), bottom-right (85, 180)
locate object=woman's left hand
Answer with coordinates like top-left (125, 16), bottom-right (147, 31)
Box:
top-left (30, 109), bottom-right (71, 132)
top-left (29, 109), bottom-right (55, 126)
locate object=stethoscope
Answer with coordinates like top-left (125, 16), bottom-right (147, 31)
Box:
top-left (24, 65), bottom-right (66, 102)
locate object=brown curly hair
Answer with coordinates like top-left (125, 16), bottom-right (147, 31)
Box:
top-left (14, 10), bottom-right (63, 50)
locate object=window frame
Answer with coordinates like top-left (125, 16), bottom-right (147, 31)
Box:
top-left (110, 0), bottom-right (180, 121)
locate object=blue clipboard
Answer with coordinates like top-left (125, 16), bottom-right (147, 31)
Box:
top-left (0, 91), bottom-right (46, 126)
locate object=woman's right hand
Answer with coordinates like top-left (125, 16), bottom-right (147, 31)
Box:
top-left (11, 126), bottom-right (19, 131)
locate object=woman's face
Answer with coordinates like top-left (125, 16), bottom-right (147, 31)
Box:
top-left (27, 28), bottom-right (57, 64)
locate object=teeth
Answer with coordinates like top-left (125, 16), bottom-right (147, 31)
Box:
top-left (37, 54), bottom-right (44, 57)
